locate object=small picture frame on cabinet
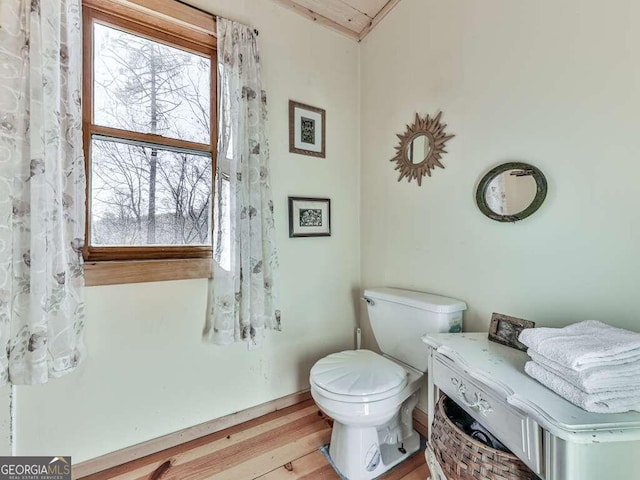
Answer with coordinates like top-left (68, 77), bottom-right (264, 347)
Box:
top-left (488, 313), bottom-right (535, 351)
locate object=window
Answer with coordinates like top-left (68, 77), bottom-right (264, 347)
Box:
top-left (82, 0), bottom-right (217, 284)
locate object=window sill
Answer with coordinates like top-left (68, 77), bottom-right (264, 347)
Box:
top-left (85, 258), bottom-right (212, 286)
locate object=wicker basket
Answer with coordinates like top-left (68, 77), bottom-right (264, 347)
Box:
top-left (431, 395), bottom-right (537, 480)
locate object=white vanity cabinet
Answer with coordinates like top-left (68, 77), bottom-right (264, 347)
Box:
top-left (422, 333), bottom-right (640, 480)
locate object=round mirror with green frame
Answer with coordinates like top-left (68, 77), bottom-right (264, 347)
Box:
top-left (476, 162), bottom-right (548, 223)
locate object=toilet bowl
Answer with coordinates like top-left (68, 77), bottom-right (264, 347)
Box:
top-left (311, 350), bottom-right (423, 480)
top-left (309, 288), bottom-right (467, 480)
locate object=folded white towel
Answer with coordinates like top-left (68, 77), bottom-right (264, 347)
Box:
top-left (525, 361), bottom-right (640, 413)
top-left (519, 320), bottom-right (640, 370)
top-left (528, 349), bottom-right (640, 394)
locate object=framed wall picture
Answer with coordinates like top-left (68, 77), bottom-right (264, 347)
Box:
top-left (289, 101), bottom-right (326, 158)
top-left (488, 313), bottom-right (535, 351)
top-left (288, 197), bottom-right (331, 237)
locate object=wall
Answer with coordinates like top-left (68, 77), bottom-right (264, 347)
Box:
top-left (12, 0), bottom-right (360, 462)
top-left (12, 0), bottom-right (640, 463)
top-left (360, 0), bottom-right (640, 349)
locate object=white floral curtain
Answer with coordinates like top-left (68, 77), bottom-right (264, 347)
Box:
top-left (0, 0), bottom-right (86, 385)
top-left (203, 18), bottom-right (280, 348)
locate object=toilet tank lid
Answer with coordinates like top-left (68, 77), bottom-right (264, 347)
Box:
top-left (364, 288), bottom-right (467, 313)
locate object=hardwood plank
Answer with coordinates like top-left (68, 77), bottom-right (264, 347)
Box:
top-left (339, 0), bottom-right (388, 18)
top-left (290, 0), bottom-right (370, 32)
top-left (378, 453), bottom-right (428, 480)
top-left (207, 429), bottom-right (331, 480)
top-left (90, 406), bottom-right (322, 480)
top-left (78, 397), bottom-right (315, 480)
top-left (78, 395), bottom-right (429, 480)
top-left (258, 449), bottom-right (430, 480)
top-left (162, 413), bottom-right (330, 479)
top-left (168, 417), bottom-right (330, 479)
top-left (297, 464), bottom-right (340, 480)
top-left (297, 463), bottom-right (340, 480)
top-left (399, 462), bottom-right (430, 480)
top-left (256, 451), bottom-right (340, 480)
top-left (270, 0), bottom-right (402, 41)
top-left (358, 0), bottom-right (403, 41)
top-left (269, 0), bottom-right (360, 40)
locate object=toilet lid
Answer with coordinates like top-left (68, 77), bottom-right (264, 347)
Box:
top-left (310, 350), bottom-right (407, 397)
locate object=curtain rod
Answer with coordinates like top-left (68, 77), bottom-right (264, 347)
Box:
top-left (174, 0), bottom-right (259, 36)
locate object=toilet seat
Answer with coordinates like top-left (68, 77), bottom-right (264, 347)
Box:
top-left (310, 350), bottom-right (408, 403)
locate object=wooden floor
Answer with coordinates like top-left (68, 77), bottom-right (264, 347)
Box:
top-left (80, 399), bottom-right (430, 480)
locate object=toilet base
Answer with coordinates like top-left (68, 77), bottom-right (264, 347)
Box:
top-left (328, 423), bottom-right (420, 480)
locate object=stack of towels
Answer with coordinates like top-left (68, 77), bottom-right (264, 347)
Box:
top-left (518, 320), bottom-right (640, 414)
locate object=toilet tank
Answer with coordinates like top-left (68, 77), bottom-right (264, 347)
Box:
top-left (363, 287), bottom-right (466, 372)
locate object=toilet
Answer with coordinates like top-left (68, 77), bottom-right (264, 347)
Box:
top-left (310, 287), bottom-right (466, 480)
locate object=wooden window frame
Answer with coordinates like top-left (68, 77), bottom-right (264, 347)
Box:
top-left (82, 0), bottom-right (217, 286)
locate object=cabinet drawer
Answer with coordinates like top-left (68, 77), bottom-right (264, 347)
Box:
top-left (433, 354), bottom-right (543, 475)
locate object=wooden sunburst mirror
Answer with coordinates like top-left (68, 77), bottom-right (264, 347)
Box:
top-left (391, 112), bottom-right (454, 185)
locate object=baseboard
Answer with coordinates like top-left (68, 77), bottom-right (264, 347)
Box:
top-left (413, 407), bottom-right (429, 438)
top-left (73, 390), bottom-right (312, 479)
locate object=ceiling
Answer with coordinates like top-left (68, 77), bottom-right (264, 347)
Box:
top-left (269, 0), bottom-right (402, 41)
